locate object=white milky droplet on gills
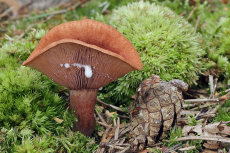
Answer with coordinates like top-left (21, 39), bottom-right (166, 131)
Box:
top-left (72, 63), bottom-right (93, 78)
top-left (84, 65), bottom-right (92, 78)
top-left (60, 64), bottom-right (63, 67)
top-left (64, 63), bottom-right (70, 68)
top-left (99, 87), bottom-right (103, 90)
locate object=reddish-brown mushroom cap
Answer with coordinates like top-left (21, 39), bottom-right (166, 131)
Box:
top-left (23, 19), bottom-right (143, 70)
top-left (22, 19), bottom-right (143, 136)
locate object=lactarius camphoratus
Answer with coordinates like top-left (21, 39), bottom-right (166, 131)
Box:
top-left (22, 19), bottom-right (143, 136)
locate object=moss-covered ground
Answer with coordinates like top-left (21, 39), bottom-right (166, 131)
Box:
top-left (0, 0), bottom-right (230, 152)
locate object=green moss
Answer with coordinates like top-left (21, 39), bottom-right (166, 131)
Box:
top-left (97, 1), bottom-right (205, 105)
top-left (150, 0), bottom-right (230, 81)
top-left (0, 30), bottom-right (97, 153)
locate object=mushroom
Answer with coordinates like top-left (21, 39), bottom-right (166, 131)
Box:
top-left (22, 19), bottom-right (143, 136)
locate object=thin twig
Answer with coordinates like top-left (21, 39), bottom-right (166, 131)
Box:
top-left (183, 103), bottom-right (198, 109)
top-left (118, 115), bottom-right (129, 119)
top-left (179, 146), bottom-right (196, 151)
top-left (180, 11), bottom-right (187, 16)
top-left (209, 75), bottom-right (214, 99)
top-left (96, 99), bottom-right (125, 112)
top-left (95, 108), bottom-right (108, 125)
top-left (108, 141), bottom-right (119, 152)
top-left (97, 121), bottom-right (109, 127)
top-left (177, 135), bottom-right (230, 143)
top-left (195, 14), bottom-right (201, 30)
top-left (115, 118), bottom-right (120, 140)
top-left (118, 137), bottom-right (126, 145)
top-left (120, 145), bottom-right (131, 153)
top-left (186, 6), bottom-right (197, 21)
top-left (184, 98), bottom-right (220, 103)
top-left (119, 123), bottom-right (130, 135)
top-left (118, 128), bottom-right (130, 138)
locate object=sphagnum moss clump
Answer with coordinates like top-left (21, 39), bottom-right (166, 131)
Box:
top-left (97, 1), bottom-right (205, 105)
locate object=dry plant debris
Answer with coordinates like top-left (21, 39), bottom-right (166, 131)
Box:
top-left (94, 74), bottom-right (230, 152)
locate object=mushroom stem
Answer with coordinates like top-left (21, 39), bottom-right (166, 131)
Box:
top-left (70, 89), bottom-right (98, 136)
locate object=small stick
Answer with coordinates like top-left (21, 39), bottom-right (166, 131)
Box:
top-left (96, 98), bottom-right (125, 112)
top-left (105, 145), bottom-right (125, 150)
top-left (195, 14), bottom-right (201, 30)
top-left (120, 145), bottom-right (131, 153)
top-left (180, 110), bottom-right (200, 116)
top-left (201, 21), bottom-right (207, 29)
top-left (195, 112), bottom-right (200, 119)
top-left (220, 121), bottom-right (230, 124)
top-left (118, 115), bottom-right (129, 119)
top-left (118, 137), bottom-right (126, 145)
top-left (177, 135), bottom-right (230, 143)
top-left (186, 6), bottom-right (197, 21)
top-left (108, 141), bottom-right (119, 152)
top-left (97, 121), bottom-right (109, 127)
top-left (95, 108), bottom-right (108, 125)
top-left (213, 78), bottom-right (218, 96)
top-left (170, 143), bottom-right (183, 150)
top-left (102, 124), bottom-right (112, 140)
top-left (179, 146), bottom-right (196, 151)
top-left (106, 115), bottom-right (111, 124)
top-left (209, 75), bottom-right (214, 99)
top-left (180, 11), bottom-right (187, 16)
top-left (197, 113), bottom-right (216, 119)
top-left (115, 118), bottom-right (120, 140)
top-left (118, 128), bottom-right (130, 138)
top-left (164, 143), bottom-right (183, 153)
top-left (183, 103), bottom-right (198, 109)
top-left (110, 124), bottom-right (118, 138)
top-left (189, 103), bottom-right (212, 111)
top-left (101, 2), bottom-right (110, 14)
top-left (118, 123), bottom-right (130, 135)
top-left (184, 99), bottom-right (220, 103)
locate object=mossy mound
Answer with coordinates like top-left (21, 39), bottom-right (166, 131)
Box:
top-left (97, 1), bottom-right (205, 105)
top-left (0, 30), bottom-right (97, 152)
top-left (201, 14), bottom-right (230, 78)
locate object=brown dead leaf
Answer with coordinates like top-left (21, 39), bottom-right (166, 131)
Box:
top-left (203, 149), bottom-right (218, 153)
top-left (223, 7), bottom-right (228, 11)
top-left (105, 110), bottom-right (117, 117)
top-left (193, 125), bottom-right (203, 135)
top-left (98, 131), bottom-right (103, 137)
top-left (203, 140), bottom-right (220, 149)
top-left (182, 125), bottom-right (202, 136)
top-left (219, 125), bottom-right (230, 137)
top-left (182, 125), bottom-right (194, 136)
top-left (54, 117), bottom-right (63, 123)
top-left (204, 122), bottom-right (221, 135)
